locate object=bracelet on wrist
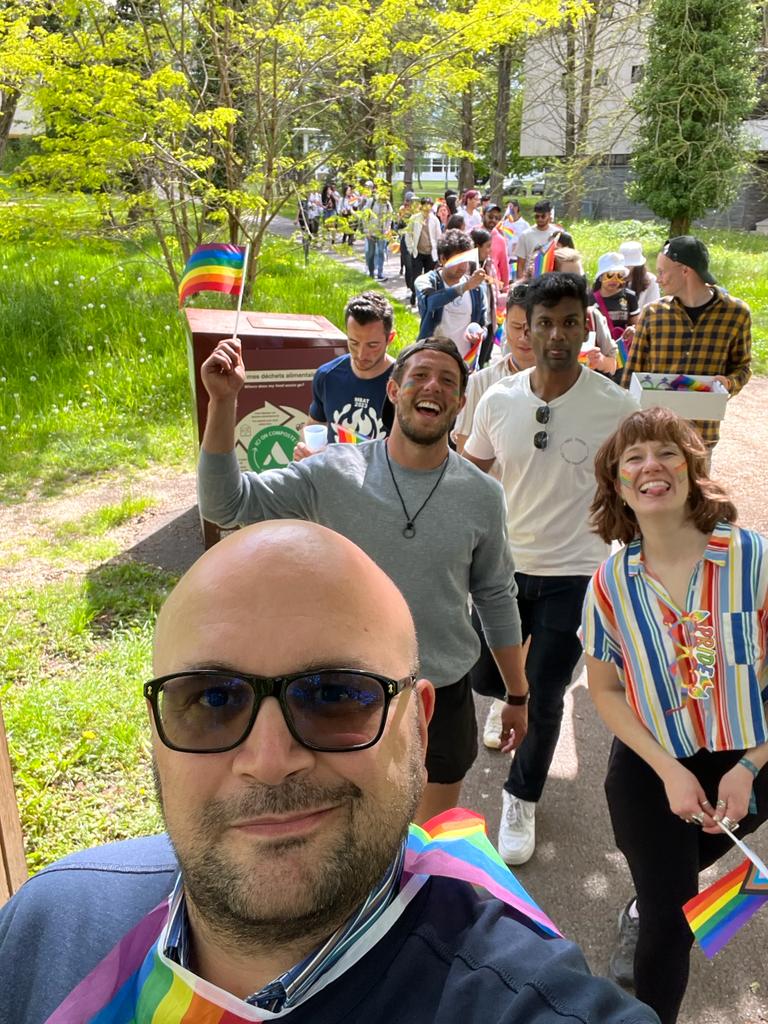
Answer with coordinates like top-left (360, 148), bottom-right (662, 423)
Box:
top-left (738, 756), bottom-right (760, 778)
top-left (505, 690), bottom-right (529, 706)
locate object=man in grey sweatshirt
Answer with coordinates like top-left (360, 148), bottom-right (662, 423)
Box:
top-left (197, 335), bottom-right (527, 822)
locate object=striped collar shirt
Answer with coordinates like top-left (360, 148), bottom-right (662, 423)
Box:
top-left (163, 839), bottom-right (406, 1013)
top-left (583, 522), bottom-right (768, 757)
top-left (620, 288), bottom-right (752, 445)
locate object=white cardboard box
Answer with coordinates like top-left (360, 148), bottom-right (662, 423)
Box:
top-left (629, 373), bottom-right (728, 421)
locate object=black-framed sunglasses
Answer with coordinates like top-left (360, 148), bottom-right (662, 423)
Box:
top-left (534, 404), bottom-right (551, 450)
top-left (144, 669), bottom-right (415, 754)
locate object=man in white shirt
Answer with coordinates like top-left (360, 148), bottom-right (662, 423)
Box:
top-left (502, 201), bottom-right (530, 271)
top-left (516, 201), bottom-right (562, 280)
top-left (464, 272), bottom-right (637, 866)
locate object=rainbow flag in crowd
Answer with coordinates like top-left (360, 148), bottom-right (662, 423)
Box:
top-left (444, 247), bottom-right (479, 269)
top-left (615, 334), bottom-right (629, 369)
top-left (668, 374), bottom-right (715, 392)
top-left (335, 426), bottom-right (367, 444)
top-left (178, 243), bottom-right (247, 307)
top-left (500, 222), bottom-right (517, 240)
top-left (531, 241), bottom-right (557, 278)
top-left (406, 809), bottom-right (562, 938)
top-left (684, 857), bottom-right (768, 958)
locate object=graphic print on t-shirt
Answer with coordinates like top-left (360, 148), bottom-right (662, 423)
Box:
top-left (330, 398), bottom-right (385, 442)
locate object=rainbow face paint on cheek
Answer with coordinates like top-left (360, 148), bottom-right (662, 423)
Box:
top-left (674, 460), bottom-right (688, 483)
top-left (619, 469), bottom-right (633, 490)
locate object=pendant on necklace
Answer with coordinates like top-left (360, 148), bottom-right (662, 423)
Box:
top-left (403, 523), bottom-right (416, 539)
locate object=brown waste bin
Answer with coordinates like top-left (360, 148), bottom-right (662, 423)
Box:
top-left (185, 308), bottom-right (347, 547)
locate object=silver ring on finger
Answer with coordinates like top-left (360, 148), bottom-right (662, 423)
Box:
top-left (691, 812), bottom-right (704, 825)
top-left (721, 816), bottom-right (739, 831)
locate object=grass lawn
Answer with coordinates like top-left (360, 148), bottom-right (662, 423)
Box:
top-left (1, 188), bottom-right (767, 872)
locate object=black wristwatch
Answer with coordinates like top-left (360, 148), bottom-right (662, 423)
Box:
top-left (505, 690), bottom-right (529, 706)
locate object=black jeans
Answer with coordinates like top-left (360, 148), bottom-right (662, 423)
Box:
top-left (469, 572), bottom-right (589, 802)
top-left (606, 740), bottom-right (768, 1024)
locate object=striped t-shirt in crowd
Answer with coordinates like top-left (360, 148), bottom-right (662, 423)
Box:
top-left (582, 521), bottom-right (768, 757)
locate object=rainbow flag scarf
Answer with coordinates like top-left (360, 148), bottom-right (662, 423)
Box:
top-left (46, 810), bottom-right (560, 1023)
top-left (178, 244), bottom-right (247, 307)
top-left (684, 857), bottom-right (768, 958)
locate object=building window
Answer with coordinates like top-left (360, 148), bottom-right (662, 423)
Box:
top-left (594, 68), bottom-right (609, 87)
top-left (630, 64), bottom-right (644, 84)
top-left (428, 155), bottom-right (457, 174)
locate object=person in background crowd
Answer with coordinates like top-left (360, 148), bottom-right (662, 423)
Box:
top-left (445, 190), bottom-right (459, 218)
top-left (415, 230), bottom-right (487, 357)
top-left (621, 236), bottom-right (752, 460)
top-left (338, 184), bottom-right (359, 246)
top-left (582, 406), bottom-right (768, 1024)
top-left (405, 197), bottom-right (442, 305)
top-left (362, 187), bottom-right (393, 282)
top-left (516, 201), bottom-right (563, 280)
top-left (396, 191), bottom-right (416, 279)
top-left (590, 252), bottom-right (639, 381)
top-left (502, 201), bottom-right (530, 277)
top-left (446, 213), bottom-right (466, 231)
top-left (482, 202), bottom-right (510, 294)
top-left (464, 273), bottom-right (638, 865)
top-left (470, 227), bottom-right (498, 368)
top-left (459, 189), bottom-right (483, 231)
top-left (619, 241), bottom-right (661, 309)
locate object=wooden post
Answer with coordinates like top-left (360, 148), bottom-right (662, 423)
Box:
top-left (0, 703), bottom-right (27, 905)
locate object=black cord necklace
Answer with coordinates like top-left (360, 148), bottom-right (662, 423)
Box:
top-left (384, 441), bottom-right (450, 539)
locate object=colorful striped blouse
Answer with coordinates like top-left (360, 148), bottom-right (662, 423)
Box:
top-left (582, 521), bottom-right (768, 756)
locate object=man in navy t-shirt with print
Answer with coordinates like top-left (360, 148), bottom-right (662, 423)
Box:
top-left (295, 292), bottom-right (395, 458)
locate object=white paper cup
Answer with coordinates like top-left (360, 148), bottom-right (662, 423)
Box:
top-left (304, 424), bottom-right (328, 452)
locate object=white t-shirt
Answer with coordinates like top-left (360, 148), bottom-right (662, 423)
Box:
top-left (637, 273), bottom-right (661, 309)
top-left (434, 280), bottom-right (473, 355)
top-left (460, 207), bottom-right (483, 231)
top-left (465, 367), bottom-right (638, 575)
top-left (517, 225), bottom-right (561, 266)
top-left (454, 355), bottom-right (518, 439)
top-left (502, 216), bottom-right (529, 258)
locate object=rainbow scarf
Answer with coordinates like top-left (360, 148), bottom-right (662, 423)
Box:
top-left (47, 810), bottom-right (560, 1023)
top-left (684, 857), bottom-right (768, 958)
top-left (178, 244), bottom-right (247, 307)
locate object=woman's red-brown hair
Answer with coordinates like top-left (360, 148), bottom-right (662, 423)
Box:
top-left (590, 407), bottom-right (737, 544)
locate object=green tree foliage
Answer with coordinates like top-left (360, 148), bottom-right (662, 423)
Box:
top-left (628, 0), bottom-right (760, 235)
top-left (8, 0), bottom-right (577, 287)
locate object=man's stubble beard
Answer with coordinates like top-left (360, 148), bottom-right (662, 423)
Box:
top-left (152, 726), bottom-right (425, 956)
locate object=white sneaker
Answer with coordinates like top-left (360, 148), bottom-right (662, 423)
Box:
top-left (482, 698), bottom-right (506, 749)
top-left (497, 790), bottom-right (536, 865)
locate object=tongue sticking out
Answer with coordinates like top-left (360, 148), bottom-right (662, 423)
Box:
top-left (644, 483), bottom-right (669, 497)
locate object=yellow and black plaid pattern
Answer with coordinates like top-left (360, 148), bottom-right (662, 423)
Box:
top-left (621, 289), bottom-right (752, 445)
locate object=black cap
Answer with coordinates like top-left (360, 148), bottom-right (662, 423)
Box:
top-left (662, 236), bottom-right (716, 285)
top-left (485, 202), bottom-right (502, 213)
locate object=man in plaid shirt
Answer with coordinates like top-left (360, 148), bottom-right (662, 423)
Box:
top-left (621, 235), bottom-right (751, 449)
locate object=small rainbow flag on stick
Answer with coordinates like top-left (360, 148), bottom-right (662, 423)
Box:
top-left (335, 426), bottom-right (368, 444)
top-left (406, 809), bottom-right (562, 938)
top-left (615, 335), bottom-right (629, 369)
top-left (683, 824), bottom-right (768, 958)
top-left (178, 243), bottom-right (248, 307)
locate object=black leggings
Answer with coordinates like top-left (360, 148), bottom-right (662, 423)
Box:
top-left (606, 740), bottom-right (768, 1024)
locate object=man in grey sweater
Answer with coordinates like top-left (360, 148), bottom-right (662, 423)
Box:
top-left (197, 336), bottom-right (527, 823)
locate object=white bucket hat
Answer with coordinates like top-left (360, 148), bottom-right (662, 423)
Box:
top-left (597, 252), bottom-right (629, 278)
top-left (619, 241), bottom-right (646, 267)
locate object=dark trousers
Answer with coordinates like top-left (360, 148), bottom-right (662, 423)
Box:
top-left (606, 740), bottom-right (768, 1024)
top-left (411, 251), bottom-right (436, 289)
top-left (469, 572), bottom-right (589, 802)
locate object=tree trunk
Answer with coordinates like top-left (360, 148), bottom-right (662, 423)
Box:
top-left (458, 86), bottom-right (474, 192)
top-left (402, 144), bottom-right (415, 192)
top-left (489, 45), bottom-right (512, 206)
top-left (0, 88), bottom-right (21, 164)
top-left (670, 214), bottom-right (690, 235)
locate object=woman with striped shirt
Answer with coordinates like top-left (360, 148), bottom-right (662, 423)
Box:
top-left (582, 407), bottom-right (768, 1024)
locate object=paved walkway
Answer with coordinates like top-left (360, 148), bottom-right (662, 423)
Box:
top-left (268, 214), bottom-right (415, 309)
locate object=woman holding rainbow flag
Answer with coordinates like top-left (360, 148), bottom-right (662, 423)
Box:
top-left (582, 407), bottom-right (768, 1024)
